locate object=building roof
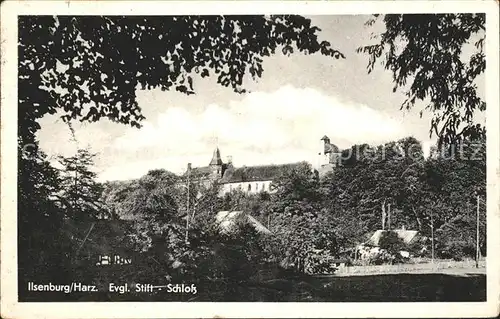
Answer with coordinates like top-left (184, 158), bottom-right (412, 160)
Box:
top-left (324, 142), bottom-right (340, 154)
top-left (187, 166), bottom-right (213, 177)
top-left (209, 147), bottom-right (223, 166)
top-left (321, 135), bottom-right (340, 154)
top-left (220, 162), bottom-right (302, 183)
top-left (215, 211), bottom-right (272, 235)
top-left (366, 229), bottom-right (420, 246)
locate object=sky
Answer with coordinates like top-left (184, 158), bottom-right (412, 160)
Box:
top-left (35, 15), bottom-right (482, 182)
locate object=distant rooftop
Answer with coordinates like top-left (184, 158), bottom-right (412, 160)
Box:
top-left (220, 162), bottom-right (303, 183)
top-left (186, 166), bottom-right (213, 177)
top-left (215, 211), bottom-right (272, 235)
top-left (366, 229), bottom-right (420, 246)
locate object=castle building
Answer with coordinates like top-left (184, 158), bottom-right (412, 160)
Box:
top-left (185, 135), bottom-right (342, 195)
top-left (184, 147), bottom-right (227, 186)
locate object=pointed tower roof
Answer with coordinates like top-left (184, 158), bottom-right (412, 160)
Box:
top-left (321, 135), bottom-right (330, 141)
top-left (209, 147), bottom-right (223, 165)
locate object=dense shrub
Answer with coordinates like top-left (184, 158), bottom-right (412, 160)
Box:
top-left (304, 249), bottom-right (339, 274)
top-left (379, 231), bottom-right (406, 252)
top-left (378, 231), bottom-right (409, 264)
top-left (407, 239), bottom-right (430, 258)
top-left (437, 240), bottom-right (475, 261)
top-left (368, 249), bottom-right (397, 265)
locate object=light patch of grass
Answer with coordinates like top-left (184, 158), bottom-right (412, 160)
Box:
top-left (335, 259), bottom-right (486, 276)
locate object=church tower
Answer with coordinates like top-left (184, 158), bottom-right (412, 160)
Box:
top-left (318, 135), bottom-right (341, 177)
top-left (321, 135), bottom-right (341, 167)
top-left (209, 146), bottom-right (224, 179)
top-left (319, 135), bottom-right (331, 166)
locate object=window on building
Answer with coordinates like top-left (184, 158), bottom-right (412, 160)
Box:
top-left (248, 184), bottom-right (251, 191)
top-left (255, 183), bottom-right (258, 191)
top-left (229, 185), bottom-right (232, 191)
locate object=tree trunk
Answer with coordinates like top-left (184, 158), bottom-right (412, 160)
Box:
top-left (412, 206), bottom-right (422, 231)
top-left (387, 203), bottom-right (391, 230)
top-left (381, 199), bottom-right (386, 230)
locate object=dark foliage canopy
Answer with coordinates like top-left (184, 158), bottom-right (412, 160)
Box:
top-left (358, 14), bottom-right (486, 146)
top-left (19, 15), bottom-right (343, 145)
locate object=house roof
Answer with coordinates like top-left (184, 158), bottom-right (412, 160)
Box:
top-left (366, 229), bottom-right (420, 246)
top-left (220, 162), bottom-right (302, 183)
top-left (321, 135), bottom-right (340, 154)
top-left (324, 142), bottom-right (340, 154)
top-left (393, 229), bottom-right (420, 244)
top-left (215, 211), bottom-right (272, 235)
top-left (187, 166), bottom-right (212, 177)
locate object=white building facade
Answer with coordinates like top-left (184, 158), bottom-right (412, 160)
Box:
top-left (183, 135), bottom-right (342, 196)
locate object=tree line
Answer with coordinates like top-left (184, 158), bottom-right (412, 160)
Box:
top-left (18, 133), bottom-right (485, 300)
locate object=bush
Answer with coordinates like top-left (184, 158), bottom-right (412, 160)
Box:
top-left (368, 249), bottom-right (396, 265)
top-left (437, 240), bottom-right (475, 261)
top-left (304, 249), bottom-right (339, 274)
top-left (407, 239), bottom-right (430, 258)
top-left (379, 231), bottom-right (406, 253)
top-left (378, 231), bottom-right (409, 264)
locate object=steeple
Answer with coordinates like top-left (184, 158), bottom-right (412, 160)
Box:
top-left (209, 147), bottom-right (223, 166)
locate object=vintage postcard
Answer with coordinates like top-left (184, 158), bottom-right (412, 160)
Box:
top-left (1, 0), bottom-right (499, 318)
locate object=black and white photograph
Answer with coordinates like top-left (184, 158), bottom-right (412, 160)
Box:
top-left (1, 0), bottom-right (499, 318)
